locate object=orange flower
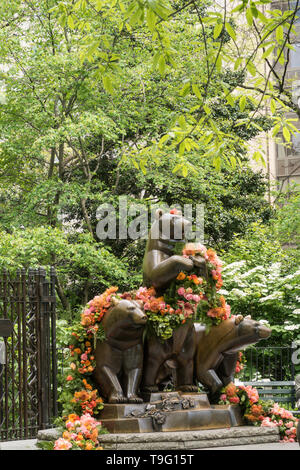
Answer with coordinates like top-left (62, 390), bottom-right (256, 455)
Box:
top-left (176, 272), bottom-right (186, 281)
top-left (67, 413), bottom-right (79, 422)
top-left (74, 348), bottom-right (82, 355)
top-left (225, 383), bottom-right (237, 397)
top-left (85, 442), bottom-right (94, 450)
top-left (82, 379), bottom-right (93, 390)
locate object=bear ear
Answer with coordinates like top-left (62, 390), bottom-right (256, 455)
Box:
top-left (133, 300), bottom-right (144, 309)
top-left (155, 208), bottom-right (164, 219)
top-left (111, 296), bottom-right (120, 306)
top-left (235, 315), bottom-right (244, 325)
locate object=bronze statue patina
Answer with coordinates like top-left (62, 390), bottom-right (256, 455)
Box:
top-left (141, 322), bottom-right (198, 394)
top-left (195, 315), bottom-right (271, 397)
top-left (143, 208), bottom-right (207, 294)
top-left (93, 298), bottom-right (147, 404)
top-left (141, 209), bottom-right (206, 393)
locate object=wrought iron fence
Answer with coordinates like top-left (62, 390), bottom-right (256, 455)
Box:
top-left (239, 345), bottom-right (297, 382)
top-left (0, 268), bottom-right (57, 441)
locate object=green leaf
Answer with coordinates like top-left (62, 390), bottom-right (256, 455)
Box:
top-left (192, 83), bottom-right (202, 100)
top-left (213, 22), bottom-right (223, 39)
top-left (247, 61), bottom-right (256, 77)
top-left (158, 55), bottom-right (166, 75)
top-left (283, 126), bottom-right (291, 142)
top-left (146, 8), bottom-right (156, 32)
top-left (262, 45), bottom-right (275, 59)
top-left (67, 15), bottom-right (75, 29)
top-left (270, 99), bottom-right (276, 114)
top-left (246, 8), bottom-right (253, 26)
top-left (215, 54), bottom-right (222, 72)
top-left (102, 75), bottom-right (113, 94)
top-left (225, 22), bottom-right (236, 41)
top-left (234, 57), bottom-right (243, 71)
top-left (226, 92), bottom-right (235, 107)
top-left (179, 82), bottom-right (190, 97)
top-left (239, 95), bottom-right (247, 112)
top-left (276, 25), bottom-right (284, 42)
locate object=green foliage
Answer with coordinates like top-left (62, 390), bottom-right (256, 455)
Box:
top-left (221, 222), bottom-right (300, 347)
top-left (0, 226), bottom-right (136, 314)
top-left (46, 0), bottom-right (300, 171)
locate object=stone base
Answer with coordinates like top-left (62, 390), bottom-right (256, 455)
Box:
top-left (37, 426), bottom-right (280, 450)
top-left (97, 391), bottom-right (243, 433)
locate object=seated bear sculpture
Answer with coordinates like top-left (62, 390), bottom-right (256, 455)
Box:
top-left (93, 298), bottom-right (147, 404)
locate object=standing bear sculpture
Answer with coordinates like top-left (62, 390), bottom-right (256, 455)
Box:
top-left (141, 208), bottom-right (207, 393)
top-left (195, 315), bottom-right (271, 398)
top-left (93, 298), bottom-right (147, 404)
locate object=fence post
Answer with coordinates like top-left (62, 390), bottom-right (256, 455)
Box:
top-left (50, 267), bottom-right (58, 419)
top-left (37, 268), bottom-right (51, 429)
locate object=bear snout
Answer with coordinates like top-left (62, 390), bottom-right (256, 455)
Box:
top-left (258, 324), bottom-right (271, 339)
top-left (132, 311), bottom-right (148, 325)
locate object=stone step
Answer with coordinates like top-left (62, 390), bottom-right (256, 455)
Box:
top-left (97, 426), bottom-right (280, 450)
top-left (37, 425), bottom-right (280, 450)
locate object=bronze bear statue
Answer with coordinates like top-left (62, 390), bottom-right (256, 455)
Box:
top-left (93, 298), bottom-right (147, 404)
top-left (143, 208), bottom-right (207, 295)
top-left (195, 315), bottom-right (271, 398)
top-left (141, 208), bottom-right (209, 393)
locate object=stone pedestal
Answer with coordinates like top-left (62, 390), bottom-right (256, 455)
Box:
top-left (98, 391), bottom-right (243, 434)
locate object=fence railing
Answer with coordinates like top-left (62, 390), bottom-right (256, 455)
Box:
top-left (239, 345), bottom-right (297, 383)
top-left (0, 268), bottom-right (57, 441)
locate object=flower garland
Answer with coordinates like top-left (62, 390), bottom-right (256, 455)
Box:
top-left (130, 242), bottom-right (231, 339)
top-left (53, 413), bottom-right (105, 450)
top-left (219, 382), bottom-right (298, 442)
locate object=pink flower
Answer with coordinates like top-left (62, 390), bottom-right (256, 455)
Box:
top-left (229, 396), bottom-right (240, 404)
top-left (220, 394), bottom-right (227, 402)
top-left (192, 295), bottom-right (201, 303)
top-left (54, 438), bottom-right (72, 450)
top-left (81, 353), bottom-right (88, 361)
top-left (261, 417), bottom-right (277, 428)
top-left (184, 293), bottom-right (194, 301)
top-left (177, 287), bottom-right (185, 296)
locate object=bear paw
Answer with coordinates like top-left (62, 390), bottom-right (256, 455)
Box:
top-left (108, 393), bottom-right (127, 404)
top-left (128, 395), bottom-right (144, 404)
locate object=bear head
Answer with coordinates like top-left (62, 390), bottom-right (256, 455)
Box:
top-left (237, 316), bottom-right (271, 345)
top-left (151, 208), bottom-right (192, 242)
top-left (104, 298), bottom-right (147, 331)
